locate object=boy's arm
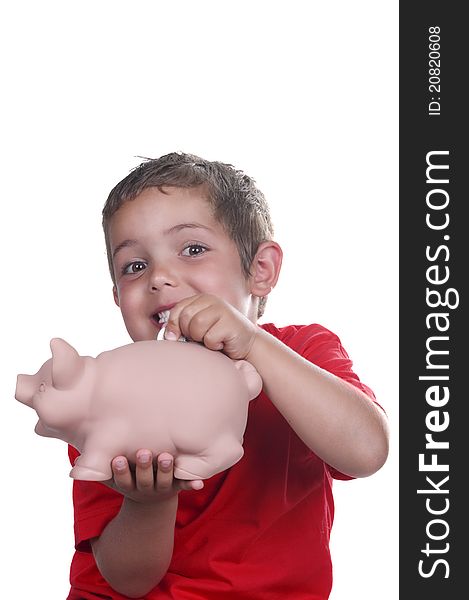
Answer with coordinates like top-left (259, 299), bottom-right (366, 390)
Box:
top-left (90, 451), bottom-right (202, 598)
top-left (246, 328), bottom-right (389, 478)
top-left (166, 294), bottom-right (389, 480)
top-left (91, 495), bottom-right (177, 598)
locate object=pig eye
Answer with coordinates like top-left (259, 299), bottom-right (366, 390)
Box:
top-left (39, 383), bottom-right (46, 392)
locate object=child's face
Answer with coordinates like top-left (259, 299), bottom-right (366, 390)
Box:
top-left (109, 186), bottom-right (256, 342)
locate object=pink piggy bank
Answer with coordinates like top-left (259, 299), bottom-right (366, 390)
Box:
top-left (15, 338), bottom-right (262, 482)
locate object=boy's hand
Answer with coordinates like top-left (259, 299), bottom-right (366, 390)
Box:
top-left (106, 450), bottom-right (204, 504)
top-left (164, 294), bottom-right (258, 360)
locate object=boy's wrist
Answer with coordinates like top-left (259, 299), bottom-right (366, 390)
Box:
top-left (244, 327), bottom-right (271, 366)
top-left (122, 493), bottom-right (178, 518)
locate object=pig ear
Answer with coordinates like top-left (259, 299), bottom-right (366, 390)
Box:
top-left (233, 360), bottom-right (263, 400)
top-left (50, 338), bottom-right (84, 390)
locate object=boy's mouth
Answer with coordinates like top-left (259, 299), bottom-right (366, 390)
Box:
top-left (151, 306), bottom-right (174, 326)
top-left (155, 309), bottom-right (170, 325)
top-left (153, 307), bottom-right (187, 342)
top-left (153, 310), bottom-right (170, 341)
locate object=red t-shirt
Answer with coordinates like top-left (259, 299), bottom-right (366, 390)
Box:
top-left (67, 323), bottom-right (378, 600)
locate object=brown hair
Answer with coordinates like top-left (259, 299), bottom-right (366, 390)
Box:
top-left (102, 152), bottom-right (274, 317)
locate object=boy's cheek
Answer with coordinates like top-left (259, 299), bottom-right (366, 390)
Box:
top-left (116, 293), bottom-right (143, 327)
top-left (113, 286), bottom-right (135, 318)
top-left (113, 285), bottom-right (120, 307)
top-left (113, 279), bottom-right (134, 305)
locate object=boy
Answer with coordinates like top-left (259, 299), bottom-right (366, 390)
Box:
top-left (67, 152), bottom-right (389, 599)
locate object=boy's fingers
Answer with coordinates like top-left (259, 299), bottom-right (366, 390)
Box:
top-left (199, 318), bottom-right (227, 351)
top-left (165, 295), bottom-right (206, 340)
top-left (176, 479), bottom-right (204, 492)
top-left (135, 450), bottom-right (155, 491)
top-left (164, 302), bottom-right (188, 340)
top-left (156, 453), bottom-right (174, 491)
top-left (186, 308), bottom-right (221, 345)
top-left (189, 479), bottom-right (204, 491)
top-left (170, 298), bottom-right (222, 344)
top-left (111, 456), bottom-right (134, 492)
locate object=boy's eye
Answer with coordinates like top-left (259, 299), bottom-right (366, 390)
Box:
top-left (122, 260), bottom-right (147, 274)
top-left (181, 244), bottom-right (207, 257)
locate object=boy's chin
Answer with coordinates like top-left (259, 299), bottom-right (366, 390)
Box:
top-left (134, 334), bottom-right (157, 342)
top-left (125, 327), bottom-right (155, 343)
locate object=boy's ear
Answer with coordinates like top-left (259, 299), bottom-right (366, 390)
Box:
top-left (249, 241), bottom-right (283, 297)
top-left (113, 285), bottom-right (120, 307)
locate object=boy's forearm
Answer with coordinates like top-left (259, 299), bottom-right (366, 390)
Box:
top-left (91, 495), bottom-right (177, 598)
top-left (247, 329), bottom-right (389, 478)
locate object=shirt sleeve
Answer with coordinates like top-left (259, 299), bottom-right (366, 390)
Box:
top-left (261, 323), bottom-right (381, 480)
top-left (68, 445), bottom-right (123, 552)
top-left (294, 325), bottom-right (377, 399)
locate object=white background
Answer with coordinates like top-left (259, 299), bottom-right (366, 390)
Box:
top-left (0, 1), bottom-right (398, 598)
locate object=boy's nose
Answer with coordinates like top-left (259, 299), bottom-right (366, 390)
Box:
top-left (148, 266), bottom-right (177, 291)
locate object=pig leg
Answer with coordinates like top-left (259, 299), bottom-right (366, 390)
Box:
top-left (70, 450), bottom-right (114, 481)
top-left (69, 433), bottom-right (118, 481)
top-left (174, 436), bottom-right (244, 480)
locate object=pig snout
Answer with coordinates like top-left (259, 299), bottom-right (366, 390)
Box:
top-left (15, 374), bottom-right (37, 407)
